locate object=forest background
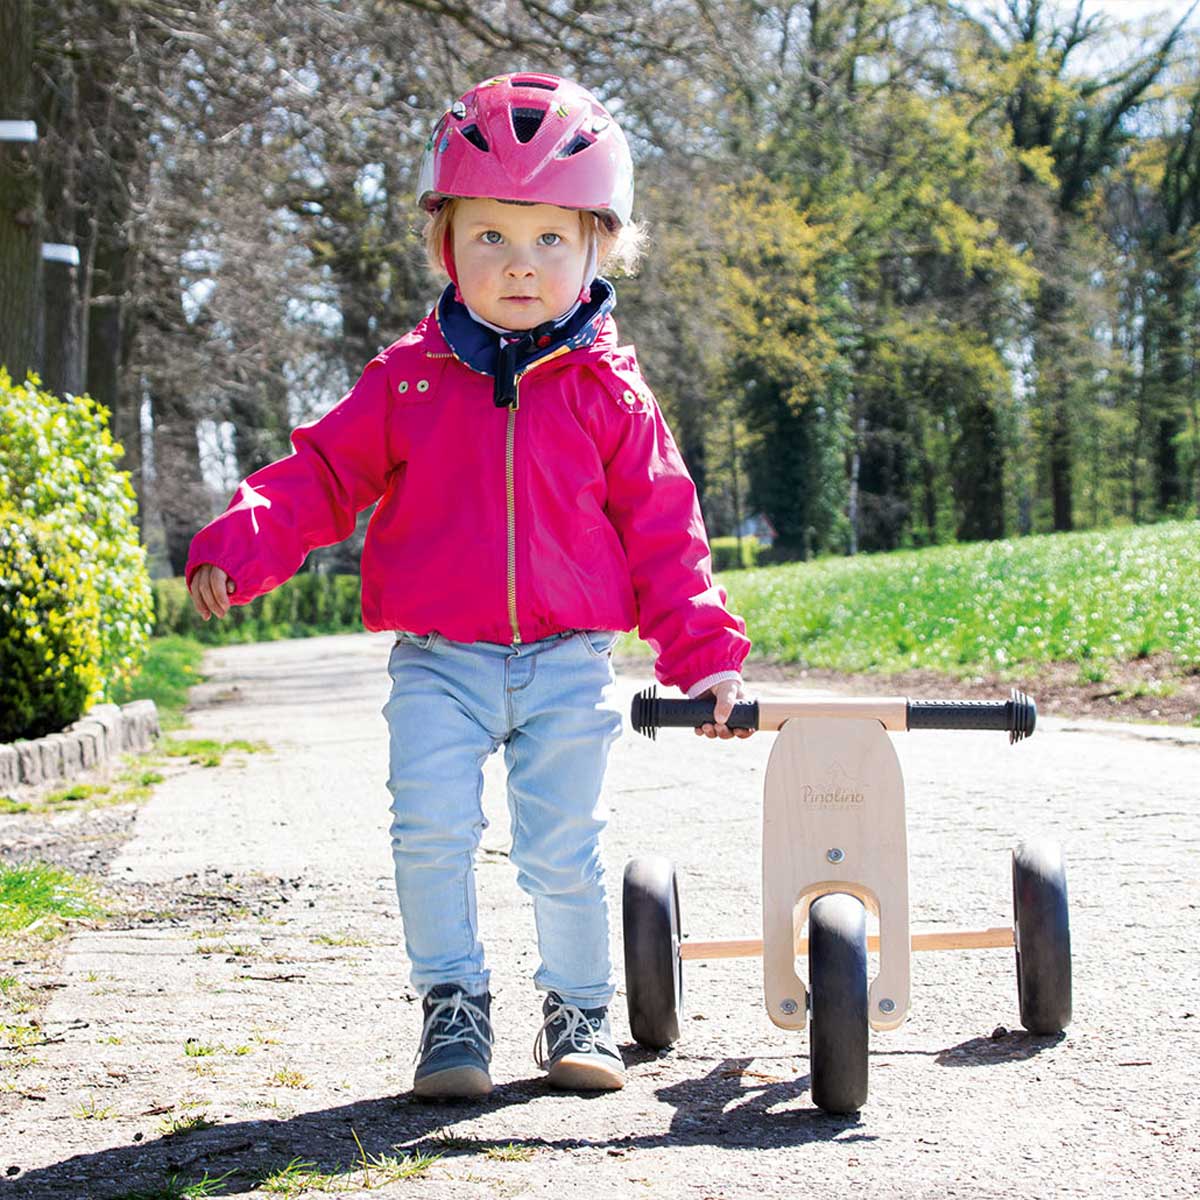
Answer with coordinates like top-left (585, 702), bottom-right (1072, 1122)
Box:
top-left (3, 0), bottom-right (1200, 578)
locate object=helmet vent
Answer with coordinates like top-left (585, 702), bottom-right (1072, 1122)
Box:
top-left (511, 77), bottom-right (557, 90)
top-left (512, 106), bottom-right (545, 143)
top-left (461, 125), bottom-right (489, 152)
top-left (559, 133), bottom-right (594, 158)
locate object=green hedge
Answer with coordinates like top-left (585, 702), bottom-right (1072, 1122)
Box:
top-left (0, 509), bottom-right (104, 740)
top-left (0, 370), bottom-right (153, 740)
top-left (710, 536), bottom-right (763, 571)
top-left (153, 573), bottom-right (362, 643)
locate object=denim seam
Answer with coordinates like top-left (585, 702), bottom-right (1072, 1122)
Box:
top-left (580, 631), bottom-right (616, 659)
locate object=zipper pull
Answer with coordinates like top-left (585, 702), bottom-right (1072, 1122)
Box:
top-left (494, 337), bottom-right (521, 408)
top-left (492, 320), bottom-right (557, 409)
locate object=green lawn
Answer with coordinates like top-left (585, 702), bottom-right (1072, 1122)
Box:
top-left (108, 634), bottom-right (206, 730)
top-left (625, 521), bottom-right (1200, 677)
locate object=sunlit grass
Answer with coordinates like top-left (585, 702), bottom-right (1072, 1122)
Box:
top-left (108, 634), bottom-right (207, 731)
top-left (0, 863), bottom-right (103, 937)
top-left (622, 521), bottom-right (1200, 677)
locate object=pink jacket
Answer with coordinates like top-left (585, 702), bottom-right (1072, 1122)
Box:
top-left (186, 305), bottom-right (750, 693)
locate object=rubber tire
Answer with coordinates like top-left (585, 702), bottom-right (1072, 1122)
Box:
top-left (622, 856), bottom-right (682, 1049)
top-left (1012, 840), bottom-right (1072, 1034)
top-left (809, 893), bottom-right (869, 1114)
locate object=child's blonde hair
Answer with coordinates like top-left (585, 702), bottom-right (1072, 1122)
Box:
top-left (423, 199), bottom-right (646, 283)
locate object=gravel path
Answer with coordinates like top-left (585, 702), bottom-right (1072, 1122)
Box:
top-left (3, 632), bottom-right (1198, 1198)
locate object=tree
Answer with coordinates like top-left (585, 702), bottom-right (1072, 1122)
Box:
top-left (0, 0), bottom-right (40, 381)
top-left (968, 0), bottom-right (1194, 530)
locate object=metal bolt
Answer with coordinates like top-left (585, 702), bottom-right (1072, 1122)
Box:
top-left (879, 998), bottom-right (896, 1014)
top-left (779, 998), bottom-right (798, 1015)
top-left (826, 848), bottom-right (845, 864)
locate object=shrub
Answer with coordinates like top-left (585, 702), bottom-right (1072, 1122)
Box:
top-left (150, 572), bottom-right (363, 643)
top-left (0, 507), bottom-right (104, 740)
top-left (0, 370), bottom-right (153, 738)
top-left (710, 536), bottom-right (762, 571)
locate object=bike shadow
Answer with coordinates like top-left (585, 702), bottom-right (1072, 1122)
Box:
top-left (935, 1028), bottom-right (1066, 1067)
top-left (7, 1052), bottom-right (869, 1197)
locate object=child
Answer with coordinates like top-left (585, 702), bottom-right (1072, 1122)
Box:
top-left (186, 72), bottom-right (752, 1100)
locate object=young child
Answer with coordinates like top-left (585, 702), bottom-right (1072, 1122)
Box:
top-left (186, 72), bottom-right (752, 1100)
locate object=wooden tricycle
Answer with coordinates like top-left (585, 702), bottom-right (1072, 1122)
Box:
top-left (622, 688), bottom-right (1071, 1114)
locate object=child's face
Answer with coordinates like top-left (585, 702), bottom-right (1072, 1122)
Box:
top-left (451, 197), bottom-right (591, 330)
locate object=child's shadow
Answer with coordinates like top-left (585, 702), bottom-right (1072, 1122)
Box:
top-left (9, 1051), bottom-right (868, 1197)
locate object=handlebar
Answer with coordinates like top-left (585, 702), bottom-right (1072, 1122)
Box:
top-left (630, 687), bottom-right (1036, 744)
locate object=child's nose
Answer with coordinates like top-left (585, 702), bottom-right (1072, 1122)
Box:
top-left (504, 252), bottom-right (535, 276)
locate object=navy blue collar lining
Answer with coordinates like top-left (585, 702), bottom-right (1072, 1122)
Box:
top-left (435, 277), bottom-right (617, 379)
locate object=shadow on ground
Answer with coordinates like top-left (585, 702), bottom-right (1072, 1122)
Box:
top-left (8, 1055), bottom-right (875, 1197)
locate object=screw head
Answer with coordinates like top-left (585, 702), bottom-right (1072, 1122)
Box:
top-left (826, 848), bottom-right (845, 864)
top-left (879, 998), bottom-right (896, 1014)
top-left (779, 998), bottom-right (798, 1015)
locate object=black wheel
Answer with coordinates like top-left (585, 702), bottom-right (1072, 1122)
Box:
top-left (808, 893), bottom-right (869, 1114)
top-left (622, 856), bottom-right (682, 1049)
top-left (1012, 840), bottom-right (1072, 1034)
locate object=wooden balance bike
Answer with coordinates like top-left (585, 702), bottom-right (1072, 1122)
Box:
top-left (622, 687), bottom-right (1071, 1114)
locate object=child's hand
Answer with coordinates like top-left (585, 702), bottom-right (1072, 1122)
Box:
top-left (694, 679), bottom-right (754, 740)
top-left (189, 564), bottom-right (235, 620)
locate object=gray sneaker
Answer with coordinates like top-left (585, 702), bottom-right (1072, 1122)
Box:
top-left (413, 984), bottom-right (493, 1099)
top-left (534, 992), bottom-right (625, 1091)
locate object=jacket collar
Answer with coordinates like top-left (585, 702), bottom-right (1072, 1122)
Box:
top-left (434, 278), bottom-right (617, 381)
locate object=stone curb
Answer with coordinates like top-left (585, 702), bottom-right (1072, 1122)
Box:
top-left (0, 701), bottom-right (161, 795)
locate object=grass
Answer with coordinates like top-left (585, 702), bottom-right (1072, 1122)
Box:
top-left (160, 737), bottom-right (269, 768)
top-left (0, 862), bottom-right (103, 937)
top-left (253, 1137), bottom-right (442, 1193)
top-left (109, 634), bottom-right (208, 731)
top-left (635, 521), bottom-right (1200, 678)
top-left (112, 1170), bottom-right (234, 1199)
top-left (157, 1111), bottom-right (216, 1137)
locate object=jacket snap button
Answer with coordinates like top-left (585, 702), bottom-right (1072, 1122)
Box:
top-left (417, 379), bottom-right (429, 392)
top-left (398, 380), bottom-right (409, 393)
top-left (623, 390), bottom-right (636, 405)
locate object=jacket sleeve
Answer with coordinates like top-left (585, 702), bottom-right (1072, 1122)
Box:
top-left (185, 356), bottom-right (395, 603)
top-left (593, 352), bottom-right (751, 692)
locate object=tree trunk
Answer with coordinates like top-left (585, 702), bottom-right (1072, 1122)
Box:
top-left (0, 0), bottom-right (41, 382)
top-left (1155, 256), bottom-right (1188, 513)
top-left (1035, 270), bottom-right (1075, 532)
top-left (40, 245), bottom-right (82, 396)
top-left (152, 384), bottom-right (210, 576)
top-left (955, 393), bottom-right (1005, 541)
top-left (86, 236), bottom-right (141, 482)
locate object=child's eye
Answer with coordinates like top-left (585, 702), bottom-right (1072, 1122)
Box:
top-left (538, 233), bottom-right (562, 246)
top-left (481, 230), bottom-right (503, 245)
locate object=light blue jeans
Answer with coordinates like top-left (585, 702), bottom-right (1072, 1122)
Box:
top-left (382, 629), bottom-right (622, 1008)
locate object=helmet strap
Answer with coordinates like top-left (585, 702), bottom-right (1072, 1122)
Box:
top-left (442, 228), bottom-right (463, 302)
top-left (578, 230), bottom-right (599, 304)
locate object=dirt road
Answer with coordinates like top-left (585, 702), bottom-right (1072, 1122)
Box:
top-left (3, 632), bottom-right (1198, 1198)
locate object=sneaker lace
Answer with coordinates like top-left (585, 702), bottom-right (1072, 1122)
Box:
top-left (415, 992), bottom-right (492, 1063)
top-left (534, 998), bottom-right (603, 1068)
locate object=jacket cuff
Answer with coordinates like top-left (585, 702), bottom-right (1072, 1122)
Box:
top-left (686, 670), bottom-right (743, 699)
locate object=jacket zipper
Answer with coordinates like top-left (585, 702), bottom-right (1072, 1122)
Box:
top-left (506, 383), bottom-right (520, 643)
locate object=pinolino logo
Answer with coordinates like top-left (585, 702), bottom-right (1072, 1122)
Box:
top-left (801, 762), bottom-right (865, 806)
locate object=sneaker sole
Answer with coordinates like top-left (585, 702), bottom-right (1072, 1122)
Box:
top-left (546, 1054), bottom-right (625, 1091)
top-left (413, 1065), bottom-right (493, 1099)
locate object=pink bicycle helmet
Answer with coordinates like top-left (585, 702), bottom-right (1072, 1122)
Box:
top-left (416, 73), bottom-right (633, 231)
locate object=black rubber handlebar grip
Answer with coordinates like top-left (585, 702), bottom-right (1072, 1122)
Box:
top-left (906, 689), bottom-right (1036, 742)
top-left (629, 688), bottom-right (759, 739)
